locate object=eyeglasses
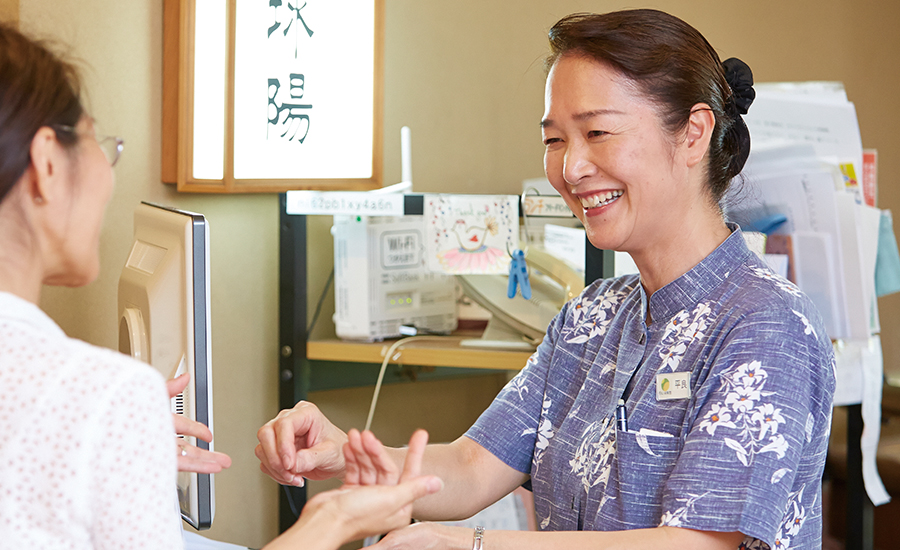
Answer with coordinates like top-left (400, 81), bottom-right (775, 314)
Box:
top-left (53, 124), bottom-right (125, 167)
top-left (97, 135), bottom-right (125, 167)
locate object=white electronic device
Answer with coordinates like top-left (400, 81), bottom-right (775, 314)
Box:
top-left (332, 214), bottom-right (458, 341)
top-left (117, 202), bottom-right (215, 530)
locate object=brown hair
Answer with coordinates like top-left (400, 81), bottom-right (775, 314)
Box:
top-left (547, 10), bottom-right (747, 204)
top-left (0, 23), bottom-right (83, 204)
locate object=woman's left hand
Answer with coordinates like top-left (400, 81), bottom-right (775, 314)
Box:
top-left (368, 522), bottom-right (471, 550)
top-left (338, 428), bottom-right (430, 532)
top-left (343, 427), bottom-right (422, 486)
top-left (167, 373), bottom-right (232, 473)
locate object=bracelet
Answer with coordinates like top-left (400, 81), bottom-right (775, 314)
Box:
top-left (472, 525), bottom-right (485, 550)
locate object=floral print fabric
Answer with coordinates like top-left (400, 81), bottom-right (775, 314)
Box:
top-left (465, 227), bottom-right (835, 549)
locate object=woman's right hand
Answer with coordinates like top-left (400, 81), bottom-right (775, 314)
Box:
top-left (255, 401), bottom-right (348, 486)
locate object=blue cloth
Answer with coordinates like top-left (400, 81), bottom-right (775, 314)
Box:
top-left (466, 227), bottom-right (835, 550)
top-left (875, 210), bottom-right (900, 297)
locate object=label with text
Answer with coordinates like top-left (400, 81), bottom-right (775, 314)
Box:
top-left (285, 191), bottom-right (404, 216)
top-left (656, 371), bottom-right (691, 401)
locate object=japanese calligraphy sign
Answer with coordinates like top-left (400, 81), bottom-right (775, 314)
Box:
top-left (233, 0), bottom-right (377, 180)
top-left (162, 0), bottom-right (383, 192)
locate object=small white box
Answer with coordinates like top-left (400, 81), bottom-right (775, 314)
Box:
top-left (332, 215), bottom-right (458, 341)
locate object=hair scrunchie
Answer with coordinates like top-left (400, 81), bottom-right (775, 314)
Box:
top-left (722, 57), bottom-right (755, 178)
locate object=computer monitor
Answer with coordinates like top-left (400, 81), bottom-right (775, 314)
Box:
top-left (117, 201), bottom-right (215, 530)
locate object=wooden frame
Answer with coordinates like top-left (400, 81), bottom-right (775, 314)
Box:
top-left (162, 0), bottom-right (384, 193)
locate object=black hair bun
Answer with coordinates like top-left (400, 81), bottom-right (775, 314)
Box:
top-left (723, 57), bottom-right (755, 115)
top-left (722, 57), bottom-right (755, 178)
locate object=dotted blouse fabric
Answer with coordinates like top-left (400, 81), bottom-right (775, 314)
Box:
top-left (0, 292), bottom-right (184, 549)
top-left (466, 226), bottom-right (836, 550)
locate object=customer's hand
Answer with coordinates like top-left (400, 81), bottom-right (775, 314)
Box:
top-left (315, 429), bottom-right (438, 541)
top-left (264, 429), bottom-right (442, 550)
top-left (256, 400), bottom-right (348, 487)
top-left (167, 373), bottom-right (232, 473)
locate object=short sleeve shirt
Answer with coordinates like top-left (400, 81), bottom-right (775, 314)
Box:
top-left (466, 227), bottom-right (836, 550)
top-left (0, 292), bottom-right (184, 549)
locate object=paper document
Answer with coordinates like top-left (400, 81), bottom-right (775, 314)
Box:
top-left (543, 224), bottom-right (585, 273)
top-left (736, 165), bottom-right (852, 338)
top-left (791, 231), bottom-right (843, 337)
top-left (745, 88), bottom-right (864, 178)
top-left (832, 337), bottom-right (890, 506)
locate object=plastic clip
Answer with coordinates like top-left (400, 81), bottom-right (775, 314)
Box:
top-left (507, 249), bottom-right (531, 300)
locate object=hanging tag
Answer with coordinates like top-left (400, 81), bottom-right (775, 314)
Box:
top-left (507, 249), bottom-right (532, 299)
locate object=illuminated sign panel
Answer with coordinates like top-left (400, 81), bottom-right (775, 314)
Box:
top-left (163, 0), bottom-right (382, 193)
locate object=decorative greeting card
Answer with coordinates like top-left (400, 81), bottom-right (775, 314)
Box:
top-left (424, 194), bottom-right (518, 274)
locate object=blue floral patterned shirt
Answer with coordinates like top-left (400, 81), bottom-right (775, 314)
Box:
top-left (466, 227), bottom-right (835, 550)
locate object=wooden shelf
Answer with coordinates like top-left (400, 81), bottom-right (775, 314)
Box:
top-left (307, 334), bottom-right (533, 371)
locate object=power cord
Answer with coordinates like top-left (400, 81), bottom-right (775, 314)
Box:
top-left (364, 335), bottom-right (447, 431)
top-left (307, 268), bottom-right (334, 335)
top-left (282, 484), bottom-right (302, 520)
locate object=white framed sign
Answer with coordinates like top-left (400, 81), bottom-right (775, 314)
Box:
top-left (162, 0), bottom-right (384, 193)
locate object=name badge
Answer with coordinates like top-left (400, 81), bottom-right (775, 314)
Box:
top-left (656, 372), bottom-right (691, 400)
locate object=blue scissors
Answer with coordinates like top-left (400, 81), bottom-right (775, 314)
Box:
top-left (507, 249), bottom-right (532, 300)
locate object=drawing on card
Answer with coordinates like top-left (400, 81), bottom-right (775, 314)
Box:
top-left (425, 195), bottom-right (517, 274)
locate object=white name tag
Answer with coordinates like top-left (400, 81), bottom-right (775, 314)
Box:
top-left (656, 372), bottom-right (691, 400)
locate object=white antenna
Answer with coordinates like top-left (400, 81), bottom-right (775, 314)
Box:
top-left (400, 125), bottom-right (412, 187)
top-left (373, 126), bottom-right (413, 194)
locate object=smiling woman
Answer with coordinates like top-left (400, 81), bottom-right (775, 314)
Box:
top-left (255, 9), bottom-right (836, 550)
top-left (541, 53), bottom-right (730, 292)
top-left (539, 10), bottom-right (752, 294)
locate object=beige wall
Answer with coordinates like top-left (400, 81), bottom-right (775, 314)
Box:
top-left (0, 0), bottom-right (15, 23)
top-left (378, 0), bottom-right (900, 371)
top-left (17, 0), bottom-right (900, 548)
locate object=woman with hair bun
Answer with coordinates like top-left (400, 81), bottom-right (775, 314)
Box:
top-left (257, 9), bottom-right (834, 550)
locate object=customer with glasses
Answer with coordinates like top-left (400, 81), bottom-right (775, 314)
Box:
top-left (0, 21), bottom-right (227, 548)
top-left (0, 23), bottom-right (443, 549)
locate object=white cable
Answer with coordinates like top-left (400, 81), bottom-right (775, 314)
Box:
top-left (364, 335), bottom-right (444, 431)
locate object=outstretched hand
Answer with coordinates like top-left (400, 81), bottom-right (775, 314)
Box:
top-left (343, 427), bottom-right (427, 486)
top-left (321, 429), bottom-right (436, 540)
top-left (264, 429), bottom-right (442, 550)
top-left (167, 373), bottom-right (232, 474)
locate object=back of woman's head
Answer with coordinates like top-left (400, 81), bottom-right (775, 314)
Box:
top-left (547, 9), bottom-right (753, 205)
top-left (0, 23), bottom-right (83, 205)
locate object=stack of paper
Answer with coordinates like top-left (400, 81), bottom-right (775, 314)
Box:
top-left (730, 83), bottom-right (879, 341)
top-left (728, 82), bottom-right (891, 505)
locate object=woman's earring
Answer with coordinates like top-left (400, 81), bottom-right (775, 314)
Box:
top-left (34, 196), bottom-right (44, 204)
